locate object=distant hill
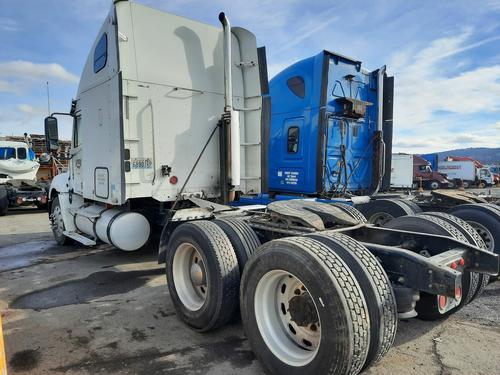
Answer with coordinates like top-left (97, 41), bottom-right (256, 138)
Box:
top-left (433, 148), bottom-right (500, 164)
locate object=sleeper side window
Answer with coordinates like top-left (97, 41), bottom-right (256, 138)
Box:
top-left (93, 33), bottom-right (108, 73)
top-left (287, 126), bottom-right (299, 153)
top-left (287, 76), bottom-right (305, 98)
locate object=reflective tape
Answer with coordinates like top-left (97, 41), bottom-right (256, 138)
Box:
top-left (0, 313), bottom-right (6, 375)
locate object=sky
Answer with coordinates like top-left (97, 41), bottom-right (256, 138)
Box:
top-left (0, 0), bottom-right (499, 153)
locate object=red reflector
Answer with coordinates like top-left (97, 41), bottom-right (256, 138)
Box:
top-left (455, 287), bottom-right (462, 299)
top-left (450, 262), bottom-right (457, 270)
top-left (459, 258), bottom-right (465, 266)
top-left (439, 295), bottom-right (447, 309)
top-left (170, 176), bottom-right (178, 185)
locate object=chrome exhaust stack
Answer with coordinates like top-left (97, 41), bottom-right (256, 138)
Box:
top-left (219, 12), bottom-right (240, 200)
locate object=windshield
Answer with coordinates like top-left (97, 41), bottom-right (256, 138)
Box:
top-left (0, 147), bottom-right (16, 160)
top-left (17, 147), bottom-right (27, 159)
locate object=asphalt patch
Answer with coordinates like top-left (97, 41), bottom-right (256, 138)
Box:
top-left (9, 349), bottom-right (41, 371)
top-left (52, 335), bottom-right (255, 374)
top-left (10, 268), bottom-right (164, 310)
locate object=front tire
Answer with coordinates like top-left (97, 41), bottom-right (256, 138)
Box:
top-left (241, 236), bottom-right (370, 375)
top-left (429, 180), bottom-right (440, 190)
top-left (0, 186), bottom-right (8, 216)
top-left (50, 197), bottom-right (69, 245)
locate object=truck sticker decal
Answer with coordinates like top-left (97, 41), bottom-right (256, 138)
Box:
top-left (131, 158), bottom-right (153, 169)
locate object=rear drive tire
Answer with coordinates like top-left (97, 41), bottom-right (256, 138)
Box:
top-left (329, 202), bottom-right (368, 223)
top-left (384, 215), bottom-right (479, 320)
top-left (212, 218), bottom-right (261, 272)
top-left (0, 186), bottom-right (8, 216)
top-left (397, 199), bottom-right (423, 213)
top-left (166, 220), bottom-right (240, 331)
top-left (240, 236), bottom-right (370, 375)
top-left (356, 199), bottom-right (415, 226)
top-left (308, 232), bottom-right (397, 369)
top-left (420, 211), bottom-right (490, 300)
top-left (50, 197), bottom-right (69, 245)
top-left (448, 204), bottom-right (500, 256)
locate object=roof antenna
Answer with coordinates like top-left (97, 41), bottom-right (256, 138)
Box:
top-left (46, 81), bottom-right (51, 116)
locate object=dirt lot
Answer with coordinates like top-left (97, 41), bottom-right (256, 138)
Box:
top-left (1, 208), bottom-right (500, 375)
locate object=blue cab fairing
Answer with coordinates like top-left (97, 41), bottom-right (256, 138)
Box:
top-left (267, 50), bottom-right (392, 196)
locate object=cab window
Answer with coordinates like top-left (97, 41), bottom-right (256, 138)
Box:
top-left (287, 126), bottom-right (299, 153)
top-left (287, 76), bottom-right (305, 98)
top-left (93, 33), bottom-right (107, 73)
top-left (73, 116), bottom-right (82, 147)
top-left (17, 148), bottom-right (27, 159)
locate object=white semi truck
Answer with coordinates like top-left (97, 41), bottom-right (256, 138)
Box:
top-left (45, 2), bottom-right (499, 374)
top-left (0, 140), bottom-right (48, 215)
top-left (438, 160), bottom-right (494, 188)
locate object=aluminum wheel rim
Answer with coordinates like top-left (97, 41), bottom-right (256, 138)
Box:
top-left (172, 243), bottom-right (208, 311)
top-left (430, 181), bottom-right (439, 190)
top-left (468, 221), bottom-right (495, 252)
top-left (51, 205), bottom-right (64, 238)
top-left (369, 212), bottom-right (394, 226)
top-left (254, 270), bottom-right (321, 367)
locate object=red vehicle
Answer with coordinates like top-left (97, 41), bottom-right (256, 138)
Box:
top-left (413, 155), bottom-right (449, 190)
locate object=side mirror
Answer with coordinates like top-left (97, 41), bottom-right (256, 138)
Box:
top-left (44, 116), bottom-right (59, 151)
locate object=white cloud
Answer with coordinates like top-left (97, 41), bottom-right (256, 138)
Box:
top-left (452, 133), bottom-right (486, 144)
top-left (0, 61), bottom-right (79, 83)
top-left (393, 126), bottom-right (500, 154)
top-left (0, 61), bottom-right (78, 95)
top-left (391, 30), bottom-right (500, 129)
top-left (17, 104), bottom-right (47, 117)
top-left (0, 17), bottom-right (19, 32)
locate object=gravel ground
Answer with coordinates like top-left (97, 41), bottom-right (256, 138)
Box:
top-left (0, 208), bottom-right (499, 375)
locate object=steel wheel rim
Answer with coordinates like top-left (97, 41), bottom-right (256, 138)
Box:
top-left (369, 212), bottom-right (394, 226)
top-left (468, 221), bottom-right (495, 252)
top-left (172, 243), bottom-right (208, 311)
top-left (51, 205), bottom-right (64, 237)
top-left (254, 270), bottom-right (321, 366)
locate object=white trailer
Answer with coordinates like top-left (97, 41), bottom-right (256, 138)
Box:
top-left (390, 154), bottom-right (413, 189)
top-left (45, 2), bottom-right (499, 374)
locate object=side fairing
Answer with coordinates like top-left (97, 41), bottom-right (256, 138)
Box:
top-left (74, 8), bottom-right (124, 204)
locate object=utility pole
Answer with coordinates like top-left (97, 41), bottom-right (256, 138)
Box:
top-left (46, 81), bottom-right (51, 116)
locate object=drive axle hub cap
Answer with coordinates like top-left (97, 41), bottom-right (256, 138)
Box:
top-left (173, 243), bottom-right (207, 311)
top-left (468, 221), bottom-right (495, 251)
top-left (254, 270), bottom-right (321, 366)
top-left (369, 212), bottom-right (394, 226)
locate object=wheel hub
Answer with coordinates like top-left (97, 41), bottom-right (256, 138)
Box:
top-left (172, 243), bottom-right (208, 311)
top-left (288, 292), bottom-right (318, 327)
top-left (254, 270), bottom-right (321, 367)
top-left (190, 262), bottom-right (205, 286)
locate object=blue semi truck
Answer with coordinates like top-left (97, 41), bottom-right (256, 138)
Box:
top-left (266, 50), bottom-right (393, 197)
